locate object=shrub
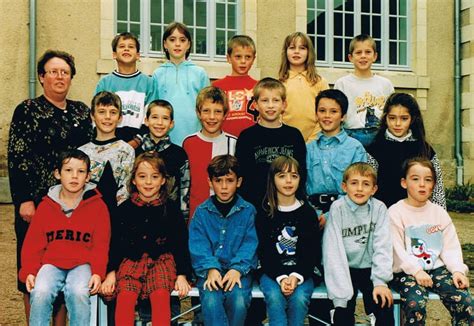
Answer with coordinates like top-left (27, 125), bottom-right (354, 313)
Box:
top-left (445, 183), bottom-right (474, 213)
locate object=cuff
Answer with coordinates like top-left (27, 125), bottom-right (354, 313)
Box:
top-left (276, 274), bottom-right (289, 284)
top-left (289, 272), bottom-right (304, 284)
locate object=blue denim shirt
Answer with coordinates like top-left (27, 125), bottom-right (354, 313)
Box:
top-left (306, 129), bottom-right (367, 196)
top-left (189, 194), bottom-right (258, 278)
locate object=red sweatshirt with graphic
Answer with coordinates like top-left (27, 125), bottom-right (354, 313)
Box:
top-left (19, 188), bottom-right (111, 282)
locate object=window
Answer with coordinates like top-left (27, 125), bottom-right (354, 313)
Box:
top-left (116, 0), bottom-right (239, 60)
top-left (307, 0), bottom-right (410, 70)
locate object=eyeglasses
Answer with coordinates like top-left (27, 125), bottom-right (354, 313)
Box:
top-left (44, 69), bottom-right (71, 78)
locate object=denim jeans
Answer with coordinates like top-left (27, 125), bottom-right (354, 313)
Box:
top-left (29, 264), bottom-right (91, 326)
top-left (259, 273), bottom-right (314, 326)
top-left (345, 128), bottom-right (378, 147)
top-left (197, 273), bottom-right (252, 326)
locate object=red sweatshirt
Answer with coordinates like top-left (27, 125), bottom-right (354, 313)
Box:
top-left (19, 188), bottom-right (111, 282)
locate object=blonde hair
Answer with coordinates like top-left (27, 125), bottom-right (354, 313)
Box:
top-left (253, 77), bottom-right (286, 102)
top-left (195, 86), bottom-right (228, 115)
top-left (278, 32), bottom-right (321, 85)
top-left (343, 162), bottom-right (378, 185)
top-left (263, 156), bottom-right (305, 217)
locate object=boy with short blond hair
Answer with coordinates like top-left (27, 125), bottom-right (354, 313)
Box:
top-left (334, 34), bottom-right (394, 147)
top-left (20, 149), bottom-right (111, 325)
top-left (323, 162), bottom-right (394, 325)
top-left (136, 99), bottom-right (190, 220)
top-left (183, 86), bottom-right (237, 219)
top-left (79, 91), bottom-right (135, 213)
top-left (213, 35), bottom-right (258, 137)
top-left (96, 32), bottom-right (154, 143)
top-left (189, 154), bottom-right (258, 326)
top-left (306, 89), bottom-right (367, 226)
top-left (235, 77), bottom-right (306, 210)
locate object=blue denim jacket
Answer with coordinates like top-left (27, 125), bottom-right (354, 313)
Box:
top-left (189, 195), bottom-right (258, 278)
top-left (306, 129), bottom-right (367, 196)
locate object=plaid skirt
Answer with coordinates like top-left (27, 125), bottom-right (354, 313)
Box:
top-left (116, 253), bottom-right (177, 300)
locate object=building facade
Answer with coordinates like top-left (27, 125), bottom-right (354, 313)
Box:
top-left (0, 0), bottom-right (473, 201)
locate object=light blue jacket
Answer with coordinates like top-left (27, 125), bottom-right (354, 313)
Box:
top-left (152, 60), bottom-right (210, 146)
top-left (188, 195), bottom-right (258, 278)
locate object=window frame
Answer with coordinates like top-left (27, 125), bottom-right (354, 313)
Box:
top-left (307, 0), bottom-right (411, 71)
top-left (115, 0), bottom-right (241, 62)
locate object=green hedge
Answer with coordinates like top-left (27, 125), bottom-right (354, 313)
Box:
top-left (445, 184), bottom-right (474, 213)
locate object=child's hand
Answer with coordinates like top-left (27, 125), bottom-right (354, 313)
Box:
top-left (222, 269), bottom-right (242, 292)
top-left (174, 275), bottom-right (192, 298)
top-left (372, 285), bottom-right (393, 308)
top-left (318, 214), bottom-right (326, 230)
top-left (99, 271), bottom-right (116, 296)
top-left (414, 270), bottom-right (433, 287)
top-left (280, 277), bottom-right (295, 296)
top-left (89, 274), bottom-right (102, 295)
top-left (26, 274), bottom-right (36, 292)
top-left (20, 201), bottom-right (36, 223)
top-left (452, 272), bottom-right (469, 289)
top-left (204, 269), bottom-right (222, 291)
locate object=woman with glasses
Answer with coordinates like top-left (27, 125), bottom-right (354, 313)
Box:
top-left (7, 49), bottom-right (93, 325)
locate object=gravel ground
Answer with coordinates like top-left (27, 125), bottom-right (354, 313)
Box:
top-left (0, 205), bottom-right (472, 325)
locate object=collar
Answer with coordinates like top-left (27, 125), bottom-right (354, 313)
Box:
top-left (385, 129), bottom-right (415, 142)
top-left (278, 199), bottom-right (303, 212)
top-left (316, 129), bottom-right (347, 143)
top-left (197, 130), bottom-right (227, 143)
top-left (92, 137), bottom-right (119, 146)
top-left (343, 195), bottom-right (372, 212)
top-left (131, 192), bottom-right (163, 207)
top-left (112, 70), bottom-right (141, 78)
top-left (288, 70), bottom-right (307, 79)
top-left (142, 134), bottom-right (172, 152)
top-left (202, 194), bottom-right (248, 217)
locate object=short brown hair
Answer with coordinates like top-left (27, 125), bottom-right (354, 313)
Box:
top-left (253, 77), bottom-right (286, 102)
top-left (207, 155), bottom-right (241, 178)
top-left (37, 50), bottom-right (76, 82)
top-left (195, 86), bottom-right (228, 114)
top-left (227, 35), bottom-right (256, 56)
top-left (343, 162), bottom-right (377, 184)
top-left (349, 34), bottom-right (377, 54)
top-left (91, 91), bottom-right (122, 116)
top-left (402, 157), bottom-right (437, 185)
top-left (112, 32), bottom-right (140, 52)
top-left (147, 99), bottom-right (174, 120)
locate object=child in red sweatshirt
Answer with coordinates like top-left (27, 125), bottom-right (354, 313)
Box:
top-left (19, 149), bottom-right (111, 326)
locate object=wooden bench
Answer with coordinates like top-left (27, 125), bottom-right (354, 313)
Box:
top-left (91, 284), bottom-right (441, 326)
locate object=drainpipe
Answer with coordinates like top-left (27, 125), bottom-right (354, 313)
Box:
top-left (29, 0), bottom-right (36, 99)
top-left (454, 0), bottom-right (463, 185)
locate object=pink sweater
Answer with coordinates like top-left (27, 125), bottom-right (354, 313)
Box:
top-left (388, 199), bottom-right (467, 276)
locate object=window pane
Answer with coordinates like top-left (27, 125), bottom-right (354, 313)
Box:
top-left (389, 41), bottom-right (397, 64)
top-left (117, 0), bottom-right (128, 21)
top-left (372, 16), bottom-right (381, 38)
top-left (164, 0), bottom-right (174, 23)
top-left (334, 38), bottom-right (343, 61)
top-left (334, 12), bottom-right (342, 36)
top-left (308, 0), bottom-right (315, 8)
top-left (150, 25), bottom-right (162, 51)
top-left (308, 10), bottom-right (315, 28)
top-left (361, 0), bottom-right (370, 13)
top-left (389, 17), bottom-right (397, 39)
top-left (399, 17), bottom-right (407, 40)
top-left (196, 1), bottom-right (206, 26)
top-left (344, 0), bottom-right (354, 11)
top-left (130, 0), bottom-right (140, 22)
top-left (344, 38), bottom-right (351, 61)
top-left (344, 14), bottom-right (353, 36)
top-left (216, 3), bottom-right (225, 28)
top-left (399, 42), bottom-right (407, 65)
top-left (361, 14), bottom-right (370, 34)
top-left (316, 11), bottom-right (325, 34)
top-left (195, 28), bottom-right (207, 54)
top-left (130, 23), bottom-right (141, 40)
top-left (228, 4), bottom-right (236, 29)
top-left (375, 40), bottom-right (381, 63)
top-left (333, 1), bottom-right (342, 10)
top-left (183, 0), bottom-right (194, 25)
top-left (399, 0), bottom-right (407, 16)
top-left (151, 0), bottom-right (162, 24)
top-left (317, 0), bottom-right (325, 9)
top-left (373, 0), bottom-right (381, 14)
top-left (389, 0), bottom-right (397, 15)
top-left (216, 30), bottom-right (226, 55)
top-left (317, 37), bottom-right (325, 61)
top-left (117, 22), bottom-right (128, 33)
